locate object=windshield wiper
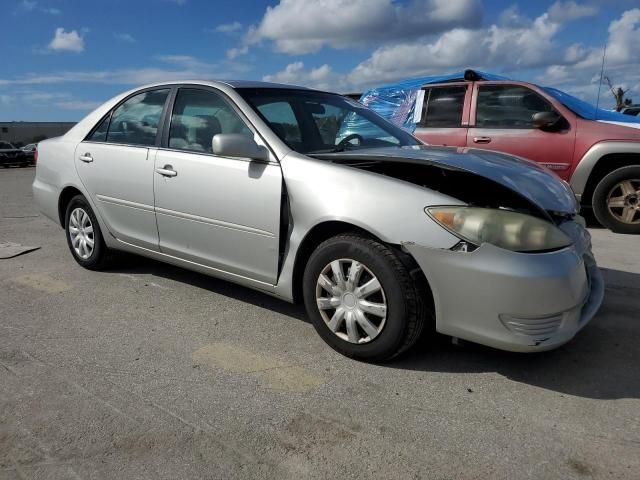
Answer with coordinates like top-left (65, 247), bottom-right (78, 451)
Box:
top-left (306, 143), bottom-right (359, 154)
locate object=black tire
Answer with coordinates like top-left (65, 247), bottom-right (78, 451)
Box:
top-left (592, 165), bottom-right (640, 234)
top-left (302, 233), bottom-right (428, 362)
top-left (64, 194), bottom-right (115, 270)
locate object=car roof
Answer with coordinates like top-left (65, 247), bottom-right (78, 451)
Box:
top-left (133, 79), bottom-right (314, 91)
top-left (219, 79), bottom-right (311, 90)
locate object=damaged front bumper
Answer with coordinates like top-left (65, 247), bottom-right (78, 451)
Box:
top-left (404, 221), bottom-right (604, 352)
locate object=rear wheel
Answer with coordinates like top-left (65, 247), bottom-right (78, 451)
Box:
top-left (303, 233), bottom-right (428, 362)
top-left (64, 195), bottom-right (115, 270)
top-left (592, 166), bottom-right (640, 234)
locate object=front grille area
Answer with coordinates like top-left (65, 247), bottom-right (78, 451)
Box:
top-left (499, 313), bottom-right (564, 336)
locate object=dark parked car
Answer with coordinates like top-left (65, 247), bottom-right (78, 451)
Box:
top-left (21, 143), bottom-right (38, 165)
top-left (620, 106), bottom-right (640, 116)
top-left (0, 141), bottom-right (30, 168)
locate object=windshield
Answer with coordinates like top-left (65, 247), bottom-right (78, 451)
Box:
top-left (0, 142), bottom-right (15, 149)
top-left (237, 88), bottom-right (420, 154)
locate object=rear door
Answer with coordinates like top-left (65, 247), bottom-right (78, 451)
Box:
top-left (467, 83), bottom-right (576, 177)
top-left (153, 87), bottom-right (282, 284)
top-left (413, 83), bottom-right (470, 147)
top-left (75, 88), bottom-right (170, 250)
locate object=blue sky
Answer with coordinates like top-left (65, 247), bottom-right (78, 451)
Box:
top-left (1, 0), bottom-right (639, 121)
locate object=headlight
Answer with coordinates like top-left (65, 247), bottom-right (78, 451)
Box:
top-left (426, 207), bottom-right (573, 252)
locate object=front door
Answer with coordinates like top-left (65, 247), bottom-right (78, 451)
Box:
top-left (467, 84), bottom-right (576, 179)
top-left (75, 88), bottom-right (170, 249)
top-left (153, 87), bottom-right (282, 284)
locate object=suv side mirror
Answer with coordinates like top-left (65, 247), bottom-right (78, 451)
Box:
top-left (212, 133), bottom-right (270, 162)
top-left (532, 111), bottom-right (562, 131)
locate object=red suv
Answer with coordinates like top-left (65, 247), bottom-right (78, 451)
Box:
top-left (365, 76), bottom-right (640, 233)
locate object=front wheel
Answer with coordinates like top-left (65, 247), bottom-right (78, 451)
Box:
top-left (592, 166), bottom-right (640, 234)
top-left (302, 233), bottom-right (428, 362)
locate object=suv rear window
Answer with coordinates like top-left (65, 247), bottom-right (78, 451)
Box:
top-left (418, 86), bottom-right (466, 128)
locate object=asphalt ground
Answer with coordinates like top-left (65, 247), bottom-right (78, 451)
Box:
top-left (1, 167), bottom-right (639, 479)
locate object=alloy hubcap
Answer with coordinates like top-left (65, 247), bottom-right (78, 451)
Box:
top-left (315, 258), bottom-right (387, 344)
top-left (607, 179), bottom-right (640, 225)
top-left (69, 207), bottom-right (95, 259)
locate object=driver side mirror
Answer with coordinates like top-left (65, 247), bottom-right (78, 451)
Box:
top-left (532, 111), bottom-right (562, 131)
top-left (212, 133), bottom-right (270, 162)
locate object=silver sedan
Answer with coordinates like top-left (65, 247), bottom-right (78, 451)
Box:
top-left (33, 80), bottom-right (604, 361)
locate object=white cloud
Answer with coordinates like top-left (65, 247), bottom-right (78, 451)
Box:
top-left (539, 8), bottom-right (640, 106)
top-left (258, 4), bottom-right (639, 107)
top-left (348, 28), bottom-right (483, 86)
top-left (240, 0), bottom-right (482, 55)
top-left (22, 92), bottom-right (68, 103)
top-left (56, 100), bottom-right (101, 110)
top-left (539, 8), bottom-right (640, 80)
top-left (547, 1), bottom-right (598, 23)
top-left (214, 22), bottom-right (242, 34)
top-left (0, 55), bottom-right (247, 87)
top-left (263, 62), bottom-right (345, 90)
top-left (227, 45), bottom-right (249, 59)
top-left (17, 1), bottom-right (60, 14)
top-left (347, 8), bottom-right (565, 87)
top-left (3, 90), bottom-right (100, 113)
top-left (48, 28), bottom-right (85, 53)
top-left (155, 55), bottom-right (213, 70)
top-left (114, 33), bottom-right (136, 43)
top-left (18, 0), bottom-right (37, 11)
top-left (498, 5), bottom-right (529, 28)
top-left (604, 8), bottom-right (640, 67)
top-left (253, 1), bottom-right (600, 90)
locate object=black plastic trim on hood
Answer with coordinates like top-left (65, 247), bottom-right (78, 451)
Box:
top-left (311, 152), bottom-right (555, 222)
top-left (312, 145), bottom-right (579, 216)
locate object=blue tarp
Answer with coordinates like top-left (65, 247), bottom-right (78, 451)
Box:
top-left (358, 69), bottom-right (640, 132)
top-left (542, 87), bottom-right (640, 124)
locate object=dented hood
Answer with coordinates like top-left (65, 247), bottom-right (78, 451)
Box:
top-left (312, 145), bottom-right (578, 215)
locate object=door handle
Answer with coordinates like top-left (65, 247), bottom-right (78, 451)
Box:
top-left (156, 165), bottom-right (177, 177)
top-left (79, 153), bottom-right (93, 163)
top-left (472, 136), bottom-right (492, 144)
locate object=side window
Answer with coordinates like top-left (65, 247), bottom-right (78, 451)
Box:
top-left (256, 101), bottom-right (302, 144)
top-left (418, 86), bottom-right (466, 128)
top-left (106, 89), bottom-right (169, 146)
top-left (88, 115), bottom-right (110, 142)
top-left (169, 88), bottom-right (252, 153)
top-left (476, 85), bottom-right (555, 129)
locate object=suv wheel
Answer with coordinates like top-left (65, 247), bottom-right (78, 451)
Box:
top-left (593, 166), bottom-right (640, 234)
top-left (302, 233), bottom-right (428, 362)
top-left (64, 195), bottom-right (115, 269)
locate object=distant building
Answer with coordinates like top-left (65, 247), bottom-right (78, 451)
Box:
top-left (0, 122), bottom-right (76, 146)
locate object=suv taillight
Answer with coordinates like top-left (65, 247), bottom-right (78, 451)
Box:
top-left (33, 148), bottom-right (38, 165)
